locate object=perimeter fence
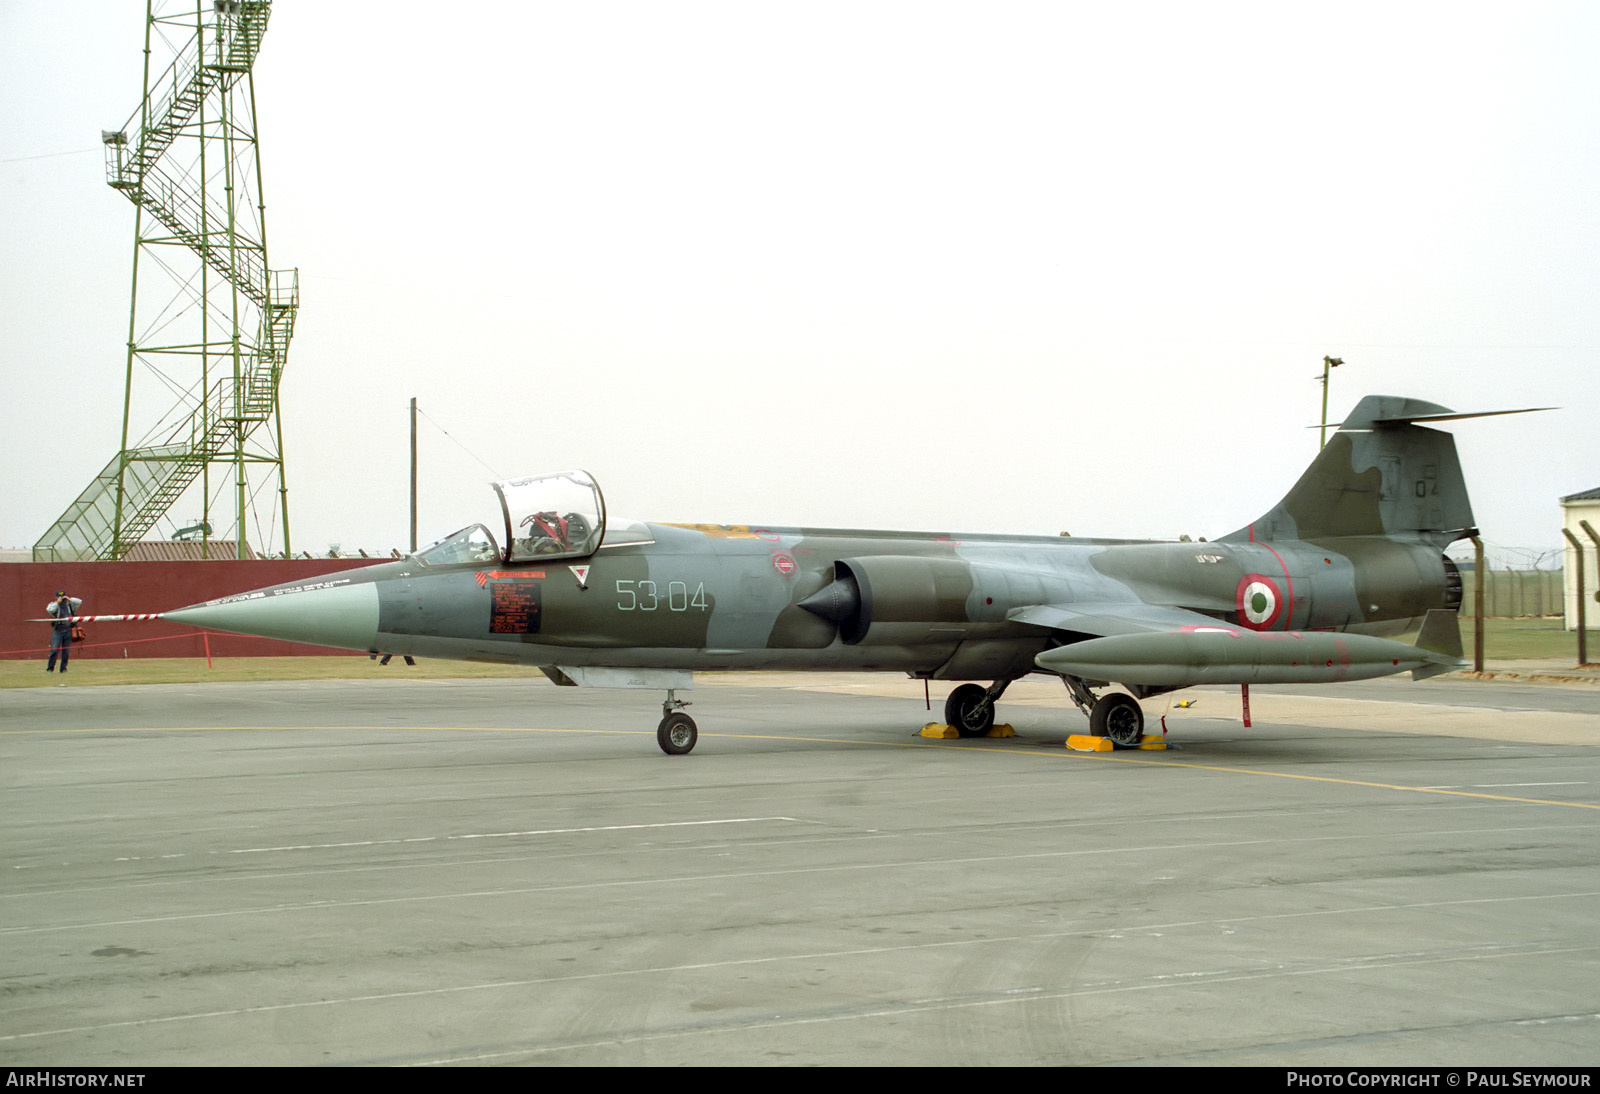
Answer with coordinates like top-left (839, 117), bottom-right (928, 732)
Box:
top-left (1459, 569), bottom-right (1563, 618)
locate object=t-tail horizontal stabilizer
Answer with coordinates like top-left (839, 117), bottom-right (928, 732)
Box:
top-left (1222, 396), bottom-right (1550, 550)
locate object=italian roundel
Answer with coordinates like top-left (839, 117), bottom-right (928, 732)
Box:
top-left (1236, 574), bottom-right (1284, 629)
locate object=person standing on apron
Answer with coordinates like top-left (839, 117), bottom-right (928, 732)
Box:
top-left (45, 591), bottom-right (82, 673)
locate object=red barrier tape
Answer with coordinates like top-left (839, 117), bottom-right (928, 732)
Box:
top-left (1, 630), bottom-right (217, 658)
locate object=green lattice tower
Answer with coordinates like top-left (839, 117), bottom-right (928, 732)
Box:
top-left (33, 0), bottom-right (296, 561)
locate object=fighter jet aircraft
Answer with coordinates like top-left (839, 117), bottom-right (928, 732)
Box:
top-left (131, 394), bottom-right (1513, 755)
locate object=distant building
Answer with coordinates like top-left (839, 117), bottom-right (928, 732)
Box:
top-left (1561, 488), bottom-right (1600, 631)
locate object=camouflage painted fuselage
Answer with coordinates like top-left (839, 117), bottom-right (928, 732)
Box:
top-left (162, 395), bottom-right (1477, 694)
top-left (171, 521), bottom-right (1457, 680)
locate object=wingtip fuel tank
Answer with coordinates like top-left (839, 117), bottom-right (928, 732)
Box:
top-left (1033, 621), bottom-right (1466, 687)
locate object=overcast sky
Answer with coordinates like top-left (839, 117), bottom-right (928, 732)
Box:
top-left (3, 2), bottom-right (1596, 567)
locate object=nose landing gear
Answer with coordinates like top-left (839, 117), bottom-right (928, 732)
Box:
top-left (657, 689), bottom-right (698, 755)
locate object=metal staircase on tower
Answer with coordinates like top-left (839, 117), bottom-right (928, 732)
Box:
top-left (34, 0), bottom-right (297, 561)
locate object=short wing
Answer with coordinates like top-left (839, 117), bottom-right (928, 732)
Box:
top-left (1007, 601), bottom-right (1231, 639)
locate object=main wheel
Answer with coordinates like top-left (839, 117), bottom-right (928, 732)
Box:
top-left (657, 712), bottom-right (698, 755)
top-left (1089, 693), bottom-right (1144, 746)
top-left (944, 683), bottom-right (995, 738)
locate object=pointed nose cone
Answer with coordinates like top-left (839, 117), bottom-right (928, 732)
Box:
top-left (165, 581), bottom-right (380, 653)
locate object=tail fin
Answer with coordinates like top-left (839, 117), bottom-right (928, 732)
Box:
top-left (1221, 395), bottom-right (1478, 548)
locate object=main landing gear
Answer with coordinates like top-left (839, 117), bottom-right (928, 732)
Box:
top-left (941, 677), bottom-right (1147, 746)
top-left (1061, 676), bottom-right (1145, 746)
top-left (657, 689), bottom-right (697, 755)
top-left (943, 680), bottom-right (1014, 738)
top-left (651, 677), bottom-right (1147, 757)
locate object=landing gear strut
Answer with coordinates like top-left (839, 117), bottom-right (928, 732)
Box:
top-left (1059, 675), bottom-right (1145, 746)
top-left (1089, 692), bottom-right (1144, 746)
top-left (657, 689), bottom-right (697, 755)
top-left (943, 679), bottom-right (1014, 738)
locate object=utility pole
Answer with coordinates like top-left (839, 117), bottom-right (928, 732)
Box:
top-left (1563, 528), bottom-right (1588, 666)
top-left (1582, 521), bottom-right (1600, 666)
top-left (1472, 536), bottom-right (1485, 673)
top-left (410, 397), bottom-right (418, 554)
top-left (1318, 355), bottom-right (1343, 449)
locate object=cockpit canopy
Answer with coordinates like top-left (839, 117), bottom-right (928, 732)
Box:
top-left (495, 470), bottom-right (605, 562)
top-left (415, 524), bottom-right (500, 567)
top-left (415, 470), bottom-right (609, 567)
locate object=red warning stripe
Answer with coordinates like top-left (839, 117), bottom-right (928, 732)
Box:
top-left (25, 613), bottom-right (167, 623)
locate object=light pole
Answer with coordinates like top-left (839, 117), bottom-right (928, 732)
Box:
top-left (409, 396), bottom-right (416, 556)
top-left (1319, 355), bottom-right (1343, 448)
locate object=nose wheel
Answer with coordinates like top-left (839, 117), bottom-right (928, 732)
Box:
top-left (657, 690), bottom-right (698, 755)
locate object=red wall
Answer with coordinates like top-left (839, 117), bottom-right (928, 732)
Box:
top-left (1, 560), bottom-right (381, 659)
